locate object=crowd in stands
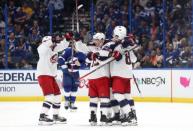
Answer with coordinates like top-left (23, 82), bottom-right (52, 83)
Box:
top-left (94, 0), bottom-right (193, 68)
top-left (0, 0), bottom-right (192, 69)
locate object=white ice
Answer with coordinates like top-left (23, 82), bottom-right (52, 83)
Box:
top-left (0, 102), bottom-right (193, 131)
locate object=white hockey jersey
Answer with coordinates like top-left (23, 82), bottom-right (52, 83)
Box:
top-left (37, 39), bottom-right (69, 77)
top-left (74, 40), bottom-right (90, 54)
top-left (87, 46), bottom-right (110, 79)
top-left (109, 43), bottom-right (137, 78)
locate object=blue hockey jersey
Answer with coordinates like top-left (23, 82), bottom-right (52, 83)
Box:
top-left (58, 47), bottom-right (87, 72)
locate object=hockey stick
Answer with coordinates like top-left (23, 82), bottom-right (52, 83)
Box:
top-left (79, 44), bottom-right (138, 80)
top-left (132, 74), bottom-right (142, 97)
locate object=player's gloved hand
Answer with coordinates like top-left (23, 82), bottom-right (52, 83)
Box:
top-left (112, 51), bottom-right (122, 61)
top-left (67, 58), bottom-right (80, 69)
top-left (74, 60), bottom-right (80, 66)
top-left (87, 52), bottom-right (99, 61)
top-left (122, 35), bottom-right (135, 48)
top-left (64, 32), bottom-right (73, 41)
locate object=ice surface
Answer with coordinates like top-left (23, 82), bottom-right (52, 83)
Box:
top-left (0, 102), bottom-right (193, 131)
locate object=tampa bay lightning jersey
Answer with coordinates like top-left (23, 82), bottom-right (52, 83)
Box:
top-left (58, 47), bottom-right (87, 71)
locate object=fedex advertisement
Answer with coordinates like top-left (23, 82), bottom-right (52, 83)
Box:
top-left (0, 70), bottom-right (89, 97)
top-left (0, 70), bottom-right (42, 96)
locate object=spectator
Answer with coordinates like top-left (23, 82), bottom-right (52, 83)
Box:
top-left (8, 0), bottom-right (17, 18)
top-left (0, 39), bottom-right (5, 58)
top-left (105, 19), bottom-right (117, 40)
top-left (12, 38), bottom-right (27, 64)
top-left (8, 16), bottom-right (15, 33)
top-left (0, 53), bottom-right (16, 69)
top-left (149, 49), bottom-right (163, 68)
top-left (14, 24), bottom-right (24, 38)
top-left (8, 32), bottom-right (18, 53)
top-left (21, 2), bottom-right (33, 20)
top-left (150, 18), bottom-right (159, 41)
top-left (29, 20), bottom-right (41, 36)
top-left (20, 59), bottom-right (33, 69)
top-left (80, 26), bottom-right (91, 44)
top-left (28, 28), bottom-right (42, 54)
top-left (14, 7), bottom-right (27, 25)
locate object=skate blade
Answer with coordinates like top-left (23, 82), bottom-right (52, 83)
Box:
top-left (38, 121), bottom-right (54, 126)
top-left (54, 121), bottom-right (67, 124)
top-left (70, 109), bottom-right (77, 112)
top-left (90, 122), bottom-right (97, 126)
top-left (121, 122), bottom-right (130, 126)
top-left (121, 121), bottom-right (138, 126)
top-left (129, 122), bottom-right (138, 126)
top-left (99, 122), bottom-right (112, 126)
top-left (112, 121), bottom-right (121, 125)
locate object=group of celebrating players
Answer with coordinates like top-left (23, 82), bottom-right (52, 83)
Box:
top-left (36, 25), bottom-right (138, 126)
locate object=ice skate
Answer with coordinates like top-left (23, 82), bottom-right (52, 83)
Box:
top-left (89, 111), bottom-right (97, 126)
top-left (111, 112), bottom-right (121, 125)
top-left (120, 114), bottom-right (132, 126)
top-left (70, 102), bottom-right (78, 112)
top-left (128, 109), bottom-right (138, 126)
top-left (38, 114), bottom-right (54, 126)
top-left (53, 115), bottom-right (67, 124)
top-left (64, 101), bottom-right (70, 110)
top-left (100, 112), bottom-right (112, 126)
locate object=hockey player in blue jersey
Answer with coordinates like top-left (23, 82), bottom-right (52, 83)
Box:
top-left (58, 32), bottom-right (87, 111)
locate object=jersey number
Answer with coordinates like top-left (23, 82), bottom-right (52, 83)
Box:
top-left (125, 51), bottom-right (131, 65)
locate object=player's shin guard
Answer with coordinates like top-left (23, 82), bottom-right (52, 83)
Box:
top-left (113, 93), bottom-right (132, 126)
top-left (64, 92), bottom-right (70, 110)
top-left (110, 99), bottom-right (120, 114)
top-left (39, 100), bottom-right (54, 125)
top-left (53, 103), bottom-right (60, 116)
top-left (100, 98), bottom-right (112, 126)
top-left (70, 92), bottom-right (77, 110)
top-left (53, 95), bottom-right (67, 124)
top-left (125, 94), bottom-right (135, 110)
top-left (89, 97), bottom-right (98, 125)
top-left (109, 99), bottom-right (121, 124)
top-left (41, 101), bottom-right (53, 115)
top-left (113, 93), bottom-right (131, 114)
top-left (125, 94), bottom-right (137, 125)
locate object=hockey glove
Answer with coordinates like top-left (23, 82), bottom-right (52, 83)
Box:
top-left (122, 36), bottom-right (135, 48)
top-left (112, 51), bottom-right (122, 61)
top-left (87, 52), bottom-right (99, 61)
top-left (64, 32), bottom-right (74, 41)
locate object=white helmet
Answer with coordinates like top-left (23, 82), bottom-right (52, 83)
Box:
top-left (42, 36), bottom-right (53, 46)
top-left (113, 26), bottom-right (127, 40)
top-left (93, 33), bottom-right (105, 40)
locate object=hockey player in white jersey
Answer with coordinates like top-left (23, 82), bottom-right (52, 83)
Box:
top-left (37, 35), bottom-right (69, 125)
top-left (86, 33), bottom-right (113, 126)
top-left (106, 26), bottom-right (138, 126)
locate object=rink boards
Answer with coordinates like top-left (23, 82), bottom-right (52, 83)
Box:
top-left (0, 69), bottom-right (193, 103)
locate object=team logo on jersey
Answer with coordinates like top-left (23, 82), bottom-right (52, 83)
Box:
top-left (50, 54), bottom-right (58, 63)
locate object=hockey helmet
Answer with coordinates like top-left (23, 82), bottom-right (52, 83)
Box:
top-left (42, 36), bottom-right (53, 46)
top-left (93, 33), bottom-right (105, 40)
top-left (113, 26), bottom-right (127, 40)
